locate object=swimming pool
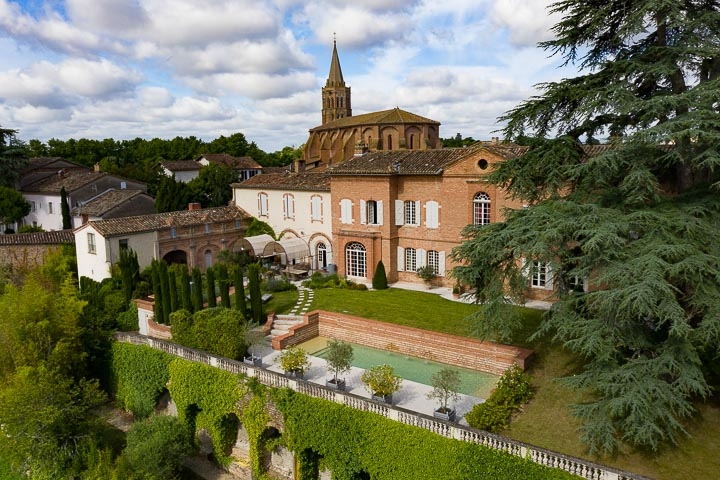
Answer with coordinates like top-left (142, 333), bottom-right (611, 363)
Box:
top-left (300, 337), bottom-right (498, 398)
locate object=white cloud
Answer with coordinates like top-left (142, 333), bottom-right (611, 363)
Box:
top-left (489, 0), bottom-right (559, 46)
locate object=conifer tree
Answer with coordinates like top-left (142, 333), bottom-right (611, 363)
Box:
top-left (60, 186), bottom-right (72, 229)
top-left (168, 269), bottom-right (178, 313)
top-left (191, 268), bottom-right (203, 312)
top-left (233, 265), bottom-right (247, 318)
top-left (118, 248), bottom-right (139, 304)
top-left (452, 1), bottom-right (720, 454)
top-left (216, 263), bottom-right (231, 308)
top-left (247, 262), bottom-right (262, 324)
top-left (205, 267), bottom-right (217, 308)
top-left (372, 260), bottom-right (388, 290)
top-left (150, 260), bottom-right (164, 325)
top-left (158, 260), bottom-right (171, 324)
top-left (179, 267), bottom-right (192, 312)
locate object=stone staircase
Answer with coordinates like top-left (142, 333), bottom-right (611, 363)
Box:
top-left (270, 314), bottom-right (304, 338)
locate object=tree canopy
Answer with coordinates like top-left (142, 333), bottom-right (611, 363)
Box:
top-left (0, 127), bottom-right (28, 189)
top-left (452, 0), bottom-right (720, 455)
top-left (0, 186), bottom-right (31, 230)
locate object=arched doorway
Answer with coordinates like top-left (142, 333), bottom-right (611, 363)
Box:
top-left (317, 242), bottom-right (328, 270)
top-left (163, 249), bottom-right (188, 266)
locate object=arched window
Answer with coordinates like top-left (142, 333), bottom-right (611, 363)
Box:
top-left (345, 242), bottom-right (366, 278)
top-left (409, 134), bottom-right (415, 149)
top-left (204, 250), bottom-right (213, 268)
top-left (473, 192), bottom-right (491, 225)
top-left (387, 135), bottom-right (393, 150)
top-left (317, 242), bottom-right (328, 270)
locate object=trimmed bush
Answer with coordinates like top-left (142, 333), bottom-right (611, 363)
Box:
top-left (372, 260), bottom-right (388, 289)
top-left (465, 364), bottom-right (533, 432)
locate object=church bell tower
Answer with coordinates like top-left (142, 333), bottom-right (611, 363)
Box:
top-left (321, 39), bottom-right (352, 124)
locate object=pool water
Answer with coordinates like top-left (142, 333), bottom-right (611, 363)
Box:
top-left (301, 337), bottom-right (498, 398)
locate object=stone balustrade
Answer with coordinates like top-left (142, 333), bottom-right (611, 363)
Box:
top-left (114, 332), bottom-right (652, 480)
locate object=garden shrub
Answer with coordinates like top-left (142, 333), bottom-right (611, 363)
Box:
top-left (304, 272), bottom-right (341, 289)
top-left (372, 260), bottom-right (388, 289)
top-left (116, 303), bottom-right (139, 332)
top-left (465, 364), bottom-right (533, 433)
top-left (265, 277), bottom-right (297, 292)
top-left (121, 415), bottom-right (195, 479)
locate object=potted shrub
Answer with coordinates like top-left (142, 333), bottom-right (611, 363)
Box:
top-left (426, 367), bottom-right (462, 422)
top-left (278, 346), bottom-right (310, 379)
top-left (416, 266), bottom-right (437, 288)
top-left (452, 285), bottom-right (461, 299)
top-left (361, 364), bottom-right (402, 404)
top-left (243, 323), bottom-right (268, 367)
top-left (324, 340), bottom-right (354, 391)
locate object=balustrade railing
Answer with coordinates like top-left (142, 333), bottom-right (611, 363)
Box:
top-left (114, 332), bottom-right (652, 480)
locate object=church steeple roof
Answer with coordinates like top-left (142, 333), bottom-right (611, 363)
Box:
top-left (326, 39), bottom-right (345, 88)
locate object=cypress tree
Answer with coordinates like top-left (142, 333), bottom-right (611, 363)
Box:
top-left (247, 262), bottom-right (262, 324)
top-left (118, 248), bottom-right (139, 303)
top-left (158, 260), bottom-right (171, 324)
top-left (205, 267), bottom-right (217, 308)
top-left (372, 260), bottom-right (388, 290)
top-left (60, 186), bottom-right (72, 229)
top-left (217, 263), bottom-right (230, 308)
top-left (168, 269), bottom-right (178, 313)
top-left (180, 267), bottom-right (192, 312)
top-left (233, 265), bottom-right (247, 318)
top-left (150, 260), bottom-right (164, 325)
top-left (191, 268), bottom-right (203, 312)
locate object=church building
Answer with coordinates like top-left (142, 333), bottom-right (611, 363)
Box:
top-left (299, 41), bottom-right (442, 171)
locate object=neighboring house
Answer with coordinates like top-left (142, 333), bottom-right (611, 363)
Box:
top-left (0, 230), bottom-right (74, 271)
top-left (160, 160), bottom-right (202, 183)
top-left (21, 168), bottom-right (147, 231)
top-left (74, 204), bottom-right (252, 282)
top-left (19, 157), bottom-right (89, 189)
top-left (299, 41), bottom-right (442, 171)
top-left (72, 189), bottom-right (156, 227)
top-left (231, 171), bottom-right (333, 271)
top-left (197, 153), bottom-right (263, 181)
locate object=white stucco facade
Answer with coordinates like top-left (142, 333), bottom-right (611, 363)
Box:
top-left (232, 185), bottom-right (335, 271)
top-left (24, 193), bottom-right (64, 231)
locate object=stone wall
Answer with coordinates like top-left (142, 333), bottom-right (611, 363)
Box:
top-left (272, 310), bottom-right (533, 375)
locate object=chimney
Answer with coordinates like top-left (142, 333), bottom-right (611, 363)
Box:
top-left (491, 137), bottom-right (500, 144)
top-left (188, 202), bottom-right (201, 211)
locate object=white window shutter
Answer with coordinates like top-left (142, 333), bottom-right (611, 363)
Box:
top-left (340, 199), bottom-right (350, 224)
top-left (377, 200), bottom-right (384, 225)
top-left (289, 196), bottom-right (294, 218)
top-left (414, 200), bottom-right (421, 225)
top-left (426, 201), bottom-right (439, 229)
top-left (438, 251), bottom-right (446, 276)
top-left (395, 200), bottom-right (404, 225)
top-left (417, 249), bottom-right (427, 268)
top-left (397, 246), bottom-right (405, 271)
top-left (360, 200), bottom-right (367, 224)
top-left (546, 265), bottom-right (554, 290)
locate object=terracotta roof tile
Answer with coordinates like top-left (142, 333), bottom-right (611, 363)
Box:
top-left (161, 160), bottom-right (201, 171)
top-left (198, 154), bottom-right (262, 169)
top-left (233, 172), bottom-right (329, 191)
top-left (80, 205), bottom-right (251, 237)
top-left (22, 170), bottom-right (109, 193)
top-left (309, 107), bottom-right (440, 132)
top-left (72, 189), bottom-right (153, 217)
top-left (328, 148), bottom-right (474, 175)
top-left (0, 230), bottom-right (75, 245)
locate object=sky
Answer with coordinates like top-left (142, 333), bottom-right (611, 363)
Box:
top-left (0, 0), bottom-right (579, 153)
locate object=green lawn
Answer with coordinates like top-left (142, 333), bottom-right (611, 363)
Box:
top-left (293, 286), bottom-right (720, 480)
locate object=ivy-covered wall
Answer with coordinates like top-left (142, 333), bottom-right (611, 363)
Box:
top-left (108, 342), bottom-right (578, 480)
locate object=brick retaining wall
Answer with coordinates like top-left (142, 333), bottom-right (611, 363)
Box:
top-left (272, 310), bottom-right (533, 375)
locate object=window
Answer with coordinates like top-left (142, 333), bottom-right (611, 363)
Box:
top-left (119, 239), bottom-right (128, 250)
top-left (568, 275), bottom-right (587, 293)
top-left (427, 250), bottom-right (440, 275)
top-left (171, 227), bottom-right (177, 238)
top-left (361, 200), bottom-right (383, 225)
top-left (405, 247), bottom-right (417, 272)
top-left (410, 134), bottom-right (415, 149)
top-left (48, 202), bottom-right (53, 214)
top-left (317, 242), bottom-right (328, 270)
top-left (387, 134), bottom-right (393, 150)
top-left (404, 200), bottom-right (419, 226)
top-left (258, 192), bottom-right (269, 217)
top-left (340, 199), bottom-right (353, 224)
top-left (283, 193), bottom-right (295, 219)
top-left (425, 201), bottom-right (439, 229)
top-left (87, 232), bottom-right (96, 254)
top-left (30, 201), bottom-right (36, 212)
top-left (345, 242), bottom-right (366, 278)
top-left (205, 223), bottom-right (211, 234)
top-left (530, 261), bottom-right (553, 289)
top-left (205, 250), bottom-right (213, 268)
top-left (235, 219), bottom-right (241, 229)
top-left (311, 195), bottom-right (323, 221)
top-left (473, 192), bottom-right (491, 225)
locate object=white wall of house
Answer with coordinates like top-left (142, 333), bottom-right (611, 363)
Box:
top-left (233, 186), bottom-right (334, 270)
top-left (162, 167), bottom-right (199, 183)
top-left (23, 193), bottom-right (63, 231)
top-left (75, 226), bottom-right (157, 282)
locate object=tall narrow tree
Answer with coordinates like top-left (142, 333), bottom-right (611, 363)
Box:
top-left (452, 1), bottom-right (720, 454)
top-left (60, 186), bottom-right (72, 229)
top-left (247, 262), bottom-right (263, 325)
top-left (191, 268), bottom-right (203, 312)
top-left (216, 263), bottom-right (230, 308)
top-left (205, 267), bottom-right (217, 308)
top-left (158, 260), bottom-right (171, 324)
top-left (233, 265), bottom-right (247, 318)
top-left (180, 267), bottom-right (192, 312)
